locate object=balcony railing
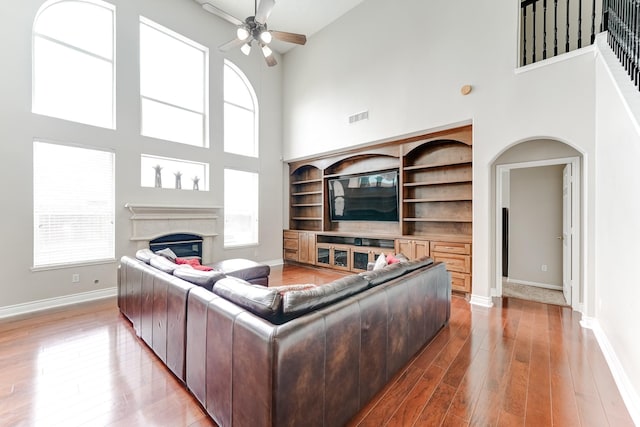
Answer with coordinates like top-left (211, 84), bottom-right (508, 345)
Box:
top-left (520, 0), bottom-right (605, 65)
top-left (606, 0), bottom-right (640, 89)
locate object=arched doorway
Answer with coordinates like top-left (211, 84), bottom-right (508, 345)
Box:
top-left (493, 139), bottom-right (582, 308)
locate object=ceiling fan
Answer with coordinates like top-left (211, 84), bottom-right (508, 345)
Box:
top-left (195, 0), bottom-right (307, 67)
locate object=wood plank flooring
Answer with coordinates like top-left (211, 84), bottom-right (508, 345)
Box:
top-left (0, 264), bottom-right (633, 426)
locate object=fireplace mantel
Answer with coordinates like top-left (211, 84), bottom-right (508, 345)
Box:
top-left (125, 203), bottom-right (222, 263)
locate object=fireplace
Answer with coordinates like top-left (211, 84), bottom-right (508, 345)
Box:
top-left (149, 233), bottom-right (203, 260)
top-left (125, 203), bottom-right (221, 264)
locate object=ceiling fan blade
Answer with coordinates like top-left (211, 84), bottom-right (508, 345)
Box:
top-left (264, 53), bottom-right (277, 67)
top-left (255, 0), bottom-right (276, 24)
top-left (195, 0), bottom-right (244, 26)
top-left (270, 30), bottom-right (307, 45)
top-left (218, 37), bottom-right (246, 52)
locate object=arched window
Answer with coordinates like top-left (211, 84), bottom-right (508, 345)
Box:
top-left (224, 60), bottom-right (258, 157)
top-left (32, 0), bottom-right (115, 128)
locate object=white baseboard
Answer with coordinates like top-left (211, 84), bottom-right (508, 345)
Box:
top-left (0, 287), bottom-right (117, 320)
top-left (581, 316), bottom-right (640, 426)
top-left (263, 258), bottom-right (284, 267)
top-left (469, 294), bottom-right (493, 308)
top-left (507, 278), bottom-right (562, 291)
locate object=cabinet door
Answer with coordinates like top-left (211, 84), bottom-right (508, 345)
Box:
top-left (299, 232), bottom-right (310, 264)
top-left (332, 246), bottom-right (350, 270)
top-left (316, 244), bottom-right (331, 267)
top-left (414, 240), bottom-right (430, 259)
top-left (395, 239), bottom-right (413, 257)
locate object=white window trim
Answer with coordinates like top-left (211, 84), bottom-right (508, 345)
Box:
top-left (33, 139), bottom-right (116, 270)
top-left (32, 0), bottom-right (116, 129)
top-left (224, 60), bottom-right (259, 157)
top-left (139, 16), bottom-right (209, 147)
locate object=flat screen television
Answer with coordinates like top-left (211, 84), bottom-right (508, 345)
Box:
top-left (328, 170), bottom-right (399, 222)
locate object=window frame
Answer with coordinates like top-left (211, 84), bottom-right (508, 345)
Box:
top-left (32, 0), bottom-right (116, 129)
top-left (223, 168), bottom-right (259, 248)
top-left (223, 60), bottom-right (259, 158)
top-left (139, 16), bottom-right (210, 147)
top-left (32, 140), bottom-right (116, 270)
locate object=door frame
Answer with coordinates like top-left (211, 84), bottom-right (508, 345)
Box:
top-left (495, 156), bottom-right (581, 309)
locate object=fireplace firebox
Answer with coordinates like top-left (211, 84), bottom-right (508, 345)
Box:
top-left (149, 233), bottom-right (203, 260)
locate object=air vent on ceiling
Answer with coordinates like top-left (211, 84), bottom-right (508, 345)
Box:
top-left (348, 110), bottom-right (369, 124)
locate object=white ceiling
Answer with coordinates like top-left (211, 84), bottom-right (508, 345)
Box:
top-left (196, 0), bottom-right (366, 53)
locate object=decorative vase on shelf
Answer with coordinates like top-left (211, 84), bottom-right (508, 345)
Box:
top-left (153, 165), bottom-right (163, 188)
top-left (192, 176), bottom-right (200, 191)
top-left (174, 171), bottom-right (182, 189)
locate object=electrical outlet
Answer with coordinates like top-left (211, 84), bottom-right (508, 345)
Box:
top-left (541, 264), bottom-right (548, 272)
top-left (72, 274), bottom-right (80, 283)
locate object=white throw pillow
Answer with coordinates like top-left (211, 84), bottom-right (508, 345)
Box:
top-left (373, 253), bottom-right (387, 271)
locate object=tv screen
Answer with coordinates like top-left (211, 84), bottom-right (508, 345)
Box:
top-left (328, 170), bottom-right (399, 222)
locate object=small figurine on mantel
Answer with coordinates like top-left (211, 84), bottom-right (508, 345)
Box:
top-left (192, 176), bottom-right (200, 191)
top-left (153, 165), bottom-right (163, 188)
top-left (174, 171), bottom-right (182, 189)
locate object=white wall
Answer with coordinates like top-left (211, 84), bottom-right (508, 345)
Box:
top-left (282, 0), bottom-right (597, 310)
top-left (509, 165), bottom-right (563, 286)
top-left (593, 36), bottom-right (640, 419)
top-left (0, 0), bottom-right (283, 310)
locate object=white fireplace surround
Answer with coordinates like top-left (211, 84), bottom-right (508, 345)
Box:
top-left (125, 203), bottom-right (221, 264)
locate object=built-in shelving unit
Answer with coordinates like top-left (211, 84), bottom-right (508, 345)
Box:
top-left (285, 125), bottom-right (474, 293)
top-left (289, 165), bottom-right (323, 231)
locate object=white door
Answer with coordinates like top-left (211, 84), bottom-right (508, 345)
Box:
top-left (562, 164), bottom-right (572, 304)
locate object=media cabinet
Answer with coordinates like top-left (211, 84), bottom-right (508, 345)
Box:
top-left (284, 125), bottom-right (473, 293)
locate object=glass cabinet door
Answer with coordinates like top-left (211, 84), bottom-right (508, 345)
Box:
top-left (334, 248), bottom-right (348, 268)
top-left (352, 250), bottom-right (370, 271)
top-left (316, 246), bottom-right (330, 265)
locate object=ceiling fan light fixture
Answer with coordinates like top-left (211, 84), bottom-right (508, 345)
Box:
top-left (261, 44), bottom-right (273, 57)
top-left (241, 43), bottom-right (251, 56)
top-left (259, 30), bottom-right (272, 44)
top-left (236, 26), bottom-right (250, 41)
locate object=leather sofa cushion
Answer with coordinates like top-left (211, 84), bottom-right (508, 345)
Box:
top-left (173, 267), bottom-right (225, 291)
top-left (150, 255), bottom-right (179, 274)
top-left (213, 277), bottom-right (282, 322)
top-left (135, 248), bottom-right (155, 264)
top-left (209, 258), bottom-right (270, 282)
top-left (402, 257), bottom-right (434, 272)
top-left (359, 262), bottom-right (408, 287)
top-left (282, 275), bottom-right (369, 317)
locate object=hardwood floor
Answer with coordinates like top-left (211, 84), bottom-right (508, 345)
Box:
top-left (0, 264), bottom-right (633, 426)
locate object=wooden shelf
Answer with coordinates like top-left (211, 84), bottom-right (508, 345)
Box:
top-left (404, 179), bottom-right (472, 187)
top-left (291, 178), bottom-right (323, 185)
top-left (404, 197), bottom-right (472, 203)
top-left (291, 217), bottom-right (323, 221)
top-left (291, 203), bottom-right (323, 207)
top-left (292, 191), bottom-right (322, 196)
top-left (404, 217), bottom-right (472, 223)
top-left (403, 160), bottom-right (472, 171)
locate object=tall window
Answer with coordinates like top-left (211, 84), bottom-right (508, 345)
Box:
top-left (32, 0), bottom-right (115, 128)
top-left (224, 169), bottom-right (259, 247)
top-left (140, 17), bottom-right (209, 147)
top-left (224, 60), bottom-right (258, 157)
top-left (33, 141), bottom-right (115, 268)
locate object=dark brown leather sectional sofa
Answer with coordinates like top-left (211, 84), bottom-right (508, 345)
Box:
top-left (118, 253), bottom-right (451, 427)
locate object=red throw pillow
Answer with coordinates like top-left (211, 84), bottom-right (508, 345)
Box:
top-left (386, 254), bottom-right (400, 264)
top-left (175, 257), bottom-right (212, 270)
top-left (192, 264), bottom-right (213, 271)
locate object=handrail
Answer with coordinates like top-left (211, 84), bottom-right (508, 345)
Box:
top-left (606, 0), bottom-right (640, 89)
top-left (521, 0), bottom-right (605, 65)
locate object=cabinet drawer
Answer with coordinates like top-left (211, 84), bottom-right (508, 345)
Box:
top-left (283, 230), bottom-right (299, 240)
top-left (450, 272), bottom-right (471, 293)
top-left (283, 238), bottom-right (299, 250)
top-left (284, 249), bottom-right (298, 261)
top-left (432, 252), bottom-right (471, 273)
top-left (430, 241), bottom-right (471, 255)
